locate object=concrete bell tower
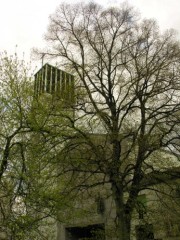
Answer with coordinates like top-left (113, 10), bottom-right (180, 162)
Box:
top-left (34, 63), bottom-right (74, 106)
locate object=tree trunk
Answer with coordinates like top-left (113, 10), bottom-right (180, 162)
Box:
top-left (111, 182), bottom-right (131, 240)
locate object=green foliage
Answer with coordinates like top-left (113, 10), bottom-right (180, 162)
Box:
top-left (0, 53), bottom-right (74, 239)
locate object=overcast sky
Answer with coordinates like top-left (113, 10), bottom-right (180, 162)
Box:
top-left (0, 0), bottom-right (180, 66)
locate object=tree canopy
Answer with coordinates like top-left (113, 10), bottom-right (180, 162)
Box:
top-left (37, 2), bottom-right (180, 239)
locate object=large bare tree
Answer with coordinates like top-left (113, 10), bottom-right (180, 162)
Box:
top-left (35, 2), bottom-right (180, 239)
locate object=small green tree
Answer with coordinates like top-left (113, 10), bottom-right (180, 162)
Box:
top-left (0, 53), bottom-right (74, 239)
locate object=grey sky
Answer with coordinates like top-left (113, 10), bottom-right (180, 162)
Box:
top-left (0, 0), bottom-right (180, 64)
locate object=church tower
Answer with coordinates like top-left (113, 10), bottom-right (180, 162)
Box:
top-left (34, 63), bottom-right (74, 106)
